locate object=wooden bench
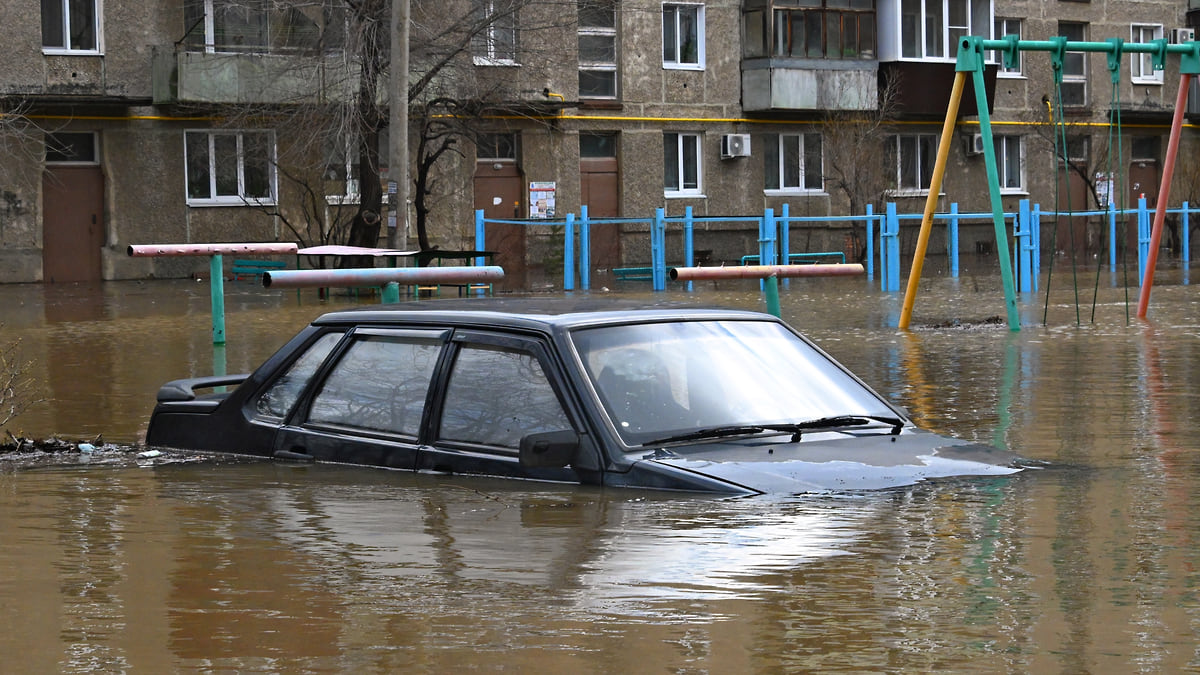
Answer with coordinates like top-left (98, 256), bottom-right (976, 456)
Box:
top-left (232, 259), bottom-right (286, 281)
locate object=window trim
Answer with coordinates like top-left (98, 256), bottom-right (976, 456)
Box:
top-left (578, 0), bottom-right (619, 99)
top-left (764, 132), bottom-right (825, 195)
top-left (993, 17), bottom-right (1023, 77)
top-left (900, 0), bottom-right (989, 61)
top-left (41, 0), bottom-right (103, 54)
top-left (184, 129), bottom-right (278, 207)
top-left (664, 131), bottom-right (703, 197)
top-left (662, 3), bottom-right (704, 70)
top-left (1130, 24), bottom-right (1164, 85)
top-left (472, 0), bottom-right (519, 66)
top-left (993, 134), bottom-right (1026, 195)
top-left (887, 132), bottom-right (939, 196)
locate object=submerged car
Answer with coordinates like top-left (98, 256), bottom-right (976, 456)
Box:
top-left (145, 298), bottom-right (1022, 495)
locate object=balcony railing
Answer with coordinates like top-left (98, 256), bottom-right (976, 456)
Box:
top-left (152, 44), bottom-right (359, 105)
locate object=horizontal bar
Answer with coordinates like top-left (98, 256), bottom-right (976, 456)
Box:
top-left (669, 263), bottom-right (864, 282)
top-left (262, 266), bottom-right (505, 289)
top-left (128, 243), bottom-right (298, 257)
top-left (976, 38), bottom-right (1195, 55)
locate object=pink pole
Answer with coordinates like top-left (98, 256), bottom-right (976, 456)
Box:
top-left (262, 266), bottom-right (505, 289)
top-left (127, 242), bottom-right (298, 257)
top-left (1137, 73), bottom-right (1194, 319)
top-left (669, 263), bottom-right (864, 282)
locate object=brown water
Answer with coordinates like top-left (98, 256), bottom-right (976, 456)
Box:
top-left (3, 273), bottom-right (1200, 672)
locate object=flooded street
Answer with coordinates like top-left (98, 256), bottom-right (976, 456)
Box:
top-left (3, 272), bottom-right (1200, 672)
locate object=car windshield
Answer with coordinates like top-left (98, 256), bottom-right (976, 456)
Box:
top-left (571, 319), bottom-right (897, 447)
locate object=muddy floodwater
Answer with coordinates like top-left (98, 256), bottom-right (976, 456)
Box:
top-left (3, 271), bottom-right (1200, 672)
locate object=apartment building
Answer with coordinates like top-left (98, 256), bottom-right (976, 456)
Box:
top-left (0, 0), bottom-right (1196, 284)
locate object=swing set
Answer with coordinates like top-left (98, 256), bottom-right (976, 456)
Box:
top-left (900, 34), bottom-right (1200, 331)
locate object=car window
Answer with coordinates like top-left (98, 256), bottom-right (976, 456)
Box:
top-left (307, 333), bottom-right (442, 436)
top-left (438, 345), bottom-right (570, 449)
top-left (255, 332), bottom-right (342, 419)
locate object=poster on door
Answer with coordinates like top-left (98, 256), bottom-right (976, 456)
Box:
top-left (529, 181), bottom-right (556, 219)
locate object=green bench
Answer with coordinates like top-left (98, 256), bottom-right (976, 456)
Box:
top-left (613, 266), bottom-right (654, 281)
top-left (232, 259), bottom-right (286, 281)
top-left (740, 252), bottom-right (846, 265)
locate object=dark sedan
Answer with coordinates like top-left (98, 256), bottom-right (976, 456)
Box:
top-left (145, 298), bottom-right (1023, 495)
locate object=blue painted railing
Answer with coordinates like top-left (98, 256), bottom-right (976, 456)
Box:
top-left (473, 200), bottom-right (1196, 293)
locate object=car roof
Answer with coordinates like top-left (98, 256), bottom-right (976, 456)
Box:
top-left (312, 296), bottom-right (774, 331)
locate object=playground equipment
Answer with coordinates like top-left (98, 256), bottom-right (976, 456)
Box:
top-left (262, 266), bottom-right (504, 302)
top-left (670, 263), bottom-right (865, 317)
top-left (128, 242), bottom-right (299, 344)
top-left (900, 34), bottom-right (1200, 331)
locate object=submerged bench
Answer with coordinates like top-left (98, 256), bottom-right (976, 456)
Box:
top-left (233, 259), bottom-right (286, 281)
top-left (741, 252), bottom-right (845, 266)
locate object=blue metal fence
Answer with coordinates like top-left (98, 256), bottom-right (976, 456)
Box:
top-left (473, 199), bottom-right (1195, 292)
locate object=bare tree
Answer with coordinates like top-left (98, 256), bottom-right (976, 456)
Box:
top-left (820, 73), bottom-right (904, 260)
top-left (0, 327), bottom-right (39, 429)
top-left (188, 0), bottom-right (575, 263)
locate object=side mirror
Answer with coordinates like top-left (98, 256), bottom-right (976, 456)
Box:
top-left (519, 430), bottom-right (580, 469)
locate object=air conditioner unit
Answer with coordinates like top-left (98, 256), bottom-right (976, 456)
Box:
top-left (720, 134), bottom-right (751, 159)
top-left (964, 133), bottom-right (985, 156)
top-left (1170, 27), bottom-right (1196, 44)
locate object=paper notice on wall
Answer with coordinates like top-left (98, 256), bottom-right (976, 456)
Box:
top-left (529, 182), bottom-right (556, 219)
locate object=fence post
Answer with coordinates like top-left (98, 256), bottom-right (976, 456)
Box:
top-left (1017, 199), bottom-right (1032, 293)
top-left (760, 208), bottom-right (776, 291)
top-left (653, 208), bottom-right (666, 291)
top-left (563, 212), bottom-right (575, 291)
top-left (1032, 203), bottom-right (1041, 290)
top-left (474, 210), bottom-right (486, 267)
top-left (1108, 200), bottom-right (1117, 268)
top-left (866, 204), bottom-right (875, 281)
top-left (209, 254), bottom-right (226, 345)
top-left (948, 202), bottom-right (960, 278)
top-left (1138, 196), bottom-right (1150, 282)
top-left (684, 206), bottom-right (694, 292)
top-left (579, 206), bottom-right (590, 291)
top-left (884, 202), bottom-right (900, 292)
top-left (1183, 201), bottom-right (1190, 266)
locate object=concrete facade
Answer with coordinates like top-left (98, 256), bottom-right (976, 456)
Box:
top-left (0, 0), bottom-right (1197, 284)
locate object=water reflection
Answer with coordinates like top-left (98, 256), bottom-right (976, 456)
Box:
top-left (6, 273), bottom-right (1200, 671)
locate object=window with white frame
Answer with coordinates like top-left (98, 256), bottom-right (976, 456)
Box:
top-left (1131, 24), bottom-right (1164, 84)
top-left (181, 0), bottom-right (346, 54)
top-left (185, 130), bottom-right (276, 205)
top-left (579, 0), bottom-right (618, 98)
top-left (664, 132), bottom-right (702, 195)
top-left (472, 0), bottom-right (518, 64)
top-left (663, 4), bottom-right (703, 68)
top-left (42, 0), bottom-right (100, 52)
top-left (765, 133), bottom-right (823, 192)
top-left (1058, 22), bottom-right (1088, 106)
top-left (888, 133), bottom-right (937, 192)
top-left (993, 134), bottom-right (1024, 192)
top-left (992, 18), bottom-right (1022, 75)
top-left (900, 0), bottom-right (990, 60)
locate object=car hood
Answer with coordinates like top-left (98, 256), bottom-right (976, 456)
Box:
top-left (639, 430), bottom-right (1024, 493)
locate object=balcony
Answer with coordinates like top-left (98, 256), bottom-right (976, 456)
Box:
top-left (151, 46), bottom-right (358, 105)
top-left (742, 60), bottom-right (878, 112)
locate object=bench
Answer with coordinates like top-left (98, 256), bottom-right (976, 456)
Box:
top-left (740, 252), bottom-right (846, 266)
top-left (232, 259), bottom-right (286, 281)
top-left (613, 266), bottom-right (654, 281)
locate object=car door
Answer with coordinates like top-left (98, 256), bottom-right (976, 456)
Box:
top-left (419, 330), bottom-right (589, 483)
top-left (271, 327), bottom-right (450, 469)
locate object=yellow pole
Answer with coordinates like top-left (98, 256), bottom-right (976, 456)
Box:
top-left (899, 71), bottom-right (967, 330)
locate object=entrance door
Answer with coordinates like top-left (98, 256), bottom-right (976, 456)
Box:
top-left (43, 165), bottom-right (104, 283)
top-left (580, 133), bottom-right (620, 281)
top-left (473, 162), bottom-right (526, 290)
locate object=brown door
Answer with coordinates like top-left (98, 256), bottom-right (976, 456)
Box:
top-left (473, 162), bottom-right (526, 290)
top-left (581, 157), bottom-right (620, 278)
top-left (1055, 165), bottom-right (1091, 262)
top-left (1127, 160), bottom-right (1160, 263)
top-left (43, 166), bottom-right (104, 283)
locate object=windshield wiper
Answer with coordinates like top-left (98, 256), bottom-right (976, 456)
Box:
top-left (640, 415), bottom-right (904, 447)
top-left (782, 415), bottom-right (904, 441)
